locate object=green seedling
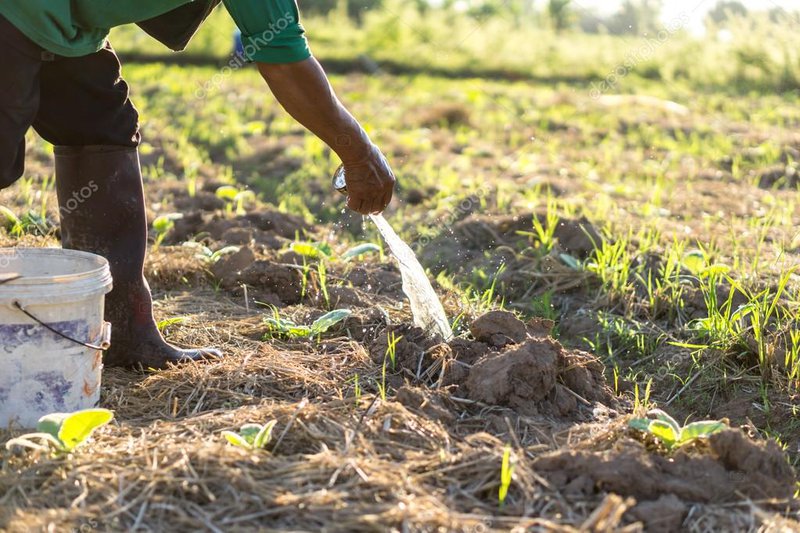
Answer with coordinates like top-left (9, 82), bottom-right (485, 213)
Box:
top-left (182, 242), bottom-right (241, 264)
top-left (0, 207), bottom-right (51, 236)
top-left (216, 185), bottom-right (255, 216)
top-left (0, 206), bottom-right (22, 235)
top-left (498, 444), bottom-right (514, 507)
top-left (157, 316), bottom-right (189, 333)
top-left (152, 213), bottom-right (183, 251)
top-left (5, 409), bottom-right (114, 453)
top-left (222, 420), bottom-right (277, 451)
top-left (341, 243), bottom-right (381, 260)
top-left (290, 241), bottom-right (380, 261)
top-left (629, 408), bottom-right (727, 451)
top-left (291, 241), bottom-right (332, 259)
top-left (263, 308), bottom-right (352, 339)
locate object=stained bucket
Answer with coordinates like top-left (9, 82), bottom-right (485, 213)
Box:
top-left (0, 248), bottom-right (113, 428)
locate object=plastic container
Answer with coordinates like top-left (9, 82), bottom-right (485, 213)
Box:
top-left (0, 248), bottom-right (113, 428)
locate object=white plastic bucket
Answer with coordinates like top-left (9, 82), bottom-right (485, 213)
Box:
top-left (0, 248), bottom-right (113, 429)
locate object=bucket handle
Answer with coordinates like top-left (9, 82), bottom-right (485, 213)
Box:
top-left (12, 301), bottom-right (112, 351)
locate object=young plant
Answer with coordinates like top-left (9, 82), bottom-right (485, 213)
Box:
top-left (378, 332), bottom-right (403, 401)
top-left (498, 444), bottom-right (514, 507)
top-left (216, 185), bottom-right (255, 216)
top-left (152, 213), bottom-right (183, 251)
top-left (5, 409), bottom-right (114, 454)
top-left (341, 243), bottom-right (381, 260)
top-left (263, 308), bottom-right (352, 339)
top-left (629, 408), bottom-right (727, 451)
top-left (290, 241), bottom-right (332, 259)
top-left (222, 420), bottom-right (278, 451)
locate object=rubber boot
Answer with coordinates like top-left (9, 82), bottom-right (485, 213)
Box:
top-left (54, 145), bottom-right (222, 369)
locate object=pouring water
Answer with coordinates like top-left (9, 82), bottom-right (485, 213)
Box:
top-left (333, 167), bottom-right (453, 342)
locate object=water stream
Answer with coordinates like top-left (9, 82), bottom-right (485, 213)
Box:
top-left (333, 166), bottom-right (453, 341)
top-left (369, 214), bottom-right (453, 342)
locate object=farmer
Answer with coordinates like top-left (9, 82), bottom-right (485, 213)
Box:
top-left (0, 1), bottom-right (396, 369)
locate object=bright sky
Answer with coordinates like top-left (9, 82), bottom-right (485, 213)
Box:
top-left (573, 0), bottom-right (800, 33)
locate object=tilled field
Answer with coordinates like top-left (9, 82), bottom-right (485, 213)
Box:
top-left (1, 63), bottom-right (799, 531)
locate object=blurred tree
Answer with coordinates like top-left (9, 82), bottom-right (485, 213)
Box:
top-left (707, 1), bottom-right (748, 25)
top-left (547, 0), bottom-right (573, 32)
top-left (605, 0), bottom-right (663, 35)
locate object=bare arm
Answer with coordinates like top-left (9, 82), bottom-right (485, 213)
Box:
top-left (257, 58), bottom-right (395, 214)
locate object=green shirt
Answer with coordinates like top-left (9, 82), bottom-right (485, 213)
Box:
top-left (0, 0), bottom-right (311, 63)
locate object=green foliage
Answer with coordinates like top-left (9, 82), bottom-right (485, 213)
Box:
top-left (6, 409), bottom-right (114, 453)
top-left (629, 409), bottom-right (727, 451)
top-left (263, 309), bottom-right (352, 339)
top-left (222, 420), bottom-right (278, 451)
top-left (0, 206), bottom-right (51, 236)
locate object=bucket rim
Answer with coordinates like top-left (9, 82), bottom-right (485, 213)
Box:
top-left (0, 247), bottom-right (111, 287)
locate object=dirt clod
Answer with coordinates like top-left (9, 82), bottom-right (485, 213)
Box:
top-left (709, 429), bottom-right (795, 499)
top-left (470, 310), bottom-right (528, 347)
top-left (466, 338), bottom-right (559, 414)
top-left (628, 494), bottom-right (687, 533)
top-left (211, 246), bottom-right (256, 283)
top-left (534, 429), bottom-right (796, 505)
top-left (396, 386), bottom-right (455, 424)
top-left (236, 260), bottom-right (302, 304)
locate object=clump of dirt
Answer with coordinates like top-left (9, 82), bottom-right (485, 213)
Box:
top-left (462, 311), bottom-right (612, 417)
top-left (234, 260), bottom-right (303, 305)
top-left (533, 429), bottom-right (796, 505)
top-left (345, 265), bottom-right (405, 299)
top-left (757, 163), bottom-right (799, 190)
top-left (373, 311), bottom-right (614, 419)
top-left (167, 208), bottom-right (310, 247)
top-left (465, 339), bottom-right (558, 414)
top-left (470, 309), bottom-right (528, 347)
top-left (342, 307), bottom-right (389, 342)
top-left (628, 494), bottom-right (687, 533)
top-left (210, 246), bottom-right (257, 283)
top-left (396, 385), bottom-right (455, 424)
top-left (369, 324), bottom-right (436, 373)
top-left (463, 335), bottom-right (612, 417)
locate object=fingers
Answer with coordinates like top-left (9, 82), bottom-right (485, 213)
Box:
top-left (347, 195), bottom-right (365, 214)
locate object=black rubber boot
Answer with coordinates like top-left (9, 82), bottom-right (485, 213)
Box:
top-left (54, 145), bottom-right (222, 369)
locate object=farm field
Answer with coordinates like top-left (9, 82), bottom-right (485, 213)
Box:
top-left (1, 12), bottom-right (800, 531)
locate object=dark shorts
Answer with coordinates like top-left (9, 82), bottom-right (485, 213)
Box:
top-left (0, 14), bottom-right (140, 189)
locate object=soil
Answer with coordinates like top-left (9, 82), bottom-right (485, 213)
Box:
top-left (535, 428), bottom-right (795, 507)
top-left (1, 136), bottom-right (798, 532)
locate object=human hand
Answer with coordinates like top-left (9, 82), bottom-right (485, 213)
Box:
top-left (340, 144), bottom-right (396, 214)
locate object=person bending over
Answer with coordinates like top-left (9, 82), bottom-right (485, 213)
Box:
top-left (0, 1), bottom-right (396, 369)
